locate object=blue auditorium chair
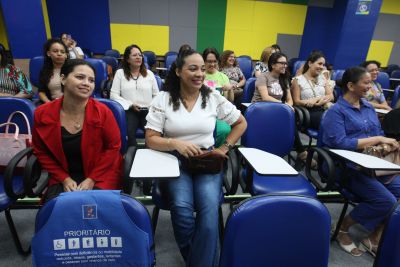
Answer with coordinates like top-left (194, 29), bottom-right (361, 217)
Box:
top-left (385, 64), bottom-right (400, 76)
top-left (240, 102), bottom-right (316, 197)
top-left (390, 85), bottom-right (400, 109)
top-left (104, 49), bottom-right (120, 58)
top-left (377, 71), bottom-right (390, 89)
top-left (154, 74), bottom-right (163, 91)
top-left (374, 200), bottom-right (400, 267)
top-left (288, 57), bottom-right (299, 76)
top-left (164, 51), bottom-right (177, 70)
top-left (220, 194), bottom-right (330, 267)
top-left (390, 69), bottom-right (400, 89)
top-left (32, 190), bottom-right (155, 267)
top-left (293, 60), bottom-right (305, 76)
top-left (101, 56), bottom-right (119, 74)
top-left (29, 56), bottom-right (44, 88)
top-left (236, 55), bottom-right (253, 80)
top-left (332, 69), bottom-right (345, 81)
top-left (241, 77), bottom-right (256, 103)
top-left (0, 97), bottom-right (36, 255)
top-left (143, 51), bottom-right (157, 69)
top-left (84, 58), bottom-right (108, 97)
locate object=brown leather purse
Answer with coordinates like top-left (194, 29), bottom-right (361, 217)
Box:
top-left (180, 150), bottom-right (226, 174)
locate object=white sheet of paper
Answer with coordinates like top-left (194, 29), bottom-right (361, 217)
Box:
top-left (375, 108), bottom-right (389, 114)
top-left (130, 149), bottom-right (180, 178)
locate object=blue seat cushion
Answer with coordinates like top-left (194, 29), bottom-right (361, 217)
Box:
top-left (252, 173), bottom-right (317, 197)
top-left (136, 128), bottom-right (145, 139)
top-left (307, 129), bottom-right (318, 139)
top-left (0, 175), bottom-right (24, 211)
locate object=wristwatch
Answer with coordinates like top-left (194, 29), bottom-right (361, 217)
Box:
top-left (223, 140), bottom-right (234, 151)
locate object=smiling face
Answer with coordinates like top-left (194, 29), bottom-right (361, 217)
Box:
top-left (366, 63), bottom-right (379, 81)
top-left (127, 47), bottom-right (143, 69)
top-left (205, 53), bottom-right (218, 74)
top-left (47, 42), bottom-right (67, 66)
top-left (61, 65), bottom-right (95, 100)
top-left (348, 72), bottom-right (372, 99)
top-left (176, 53), bottom-right (205, 91)
top-left (307, 57), bottom-right (325, 76)
top-left (271, 56), bottom-right (288, 75)
top-left (227, 53), bottom-right (236, 67)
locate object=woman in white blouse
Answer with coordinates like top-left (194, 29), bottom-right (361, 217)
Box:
top-left (145, 49), bottom-right (247, 267)
top-left (291, 51), bottom-right (334, 129)
top-left (110, 44), bottom-right (159, 146)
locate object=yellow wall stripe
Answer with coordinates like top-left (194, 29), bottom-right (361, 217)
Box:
top-left (0, 9), bottom-right (8, 49)
top-left (366, 40), bottom-right (394, 67)
top-left (41, 0), bottom-right (52, 39)
top-left (110, 23), bottom-right (169, 55)
top-left (380, 0), bottom-right (400, 15)
top-left (224, 0), bottom-right (307, 58)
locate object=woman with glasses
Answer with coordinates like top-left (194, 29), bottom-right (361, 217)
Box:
top-left (360, 60), bottom-right (391, 111)
top-left (39, 38), bottom-right (69, 103)
top-left (252, 52), bottom-right (316, 166)
top-left (220, 50), bottom-right (246, 105)
top-left (291, 51), bottom-right (334, 130)
top-left (110, 44), bottom-right (159, 146)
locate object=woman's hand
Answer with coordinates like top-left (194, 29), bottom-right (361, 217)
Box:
top-left (77, 178), bottom-right (95, 191)
top-left (172, 139), bottom-right (203, 158)
top-left (315, 96), bottom-right (330, 106)
top-left (378, 137), bottom-right (399, 151)
top-left (62, 177), bottom-right (78, 192)
top-left (131, 104), bottom-right (141, 112)
top-left (305, 98), bottom-right (318, 107)
top-left (213, 147), bottom-right (229, 159)
top-left (222, 83), bottom-right (234, 91)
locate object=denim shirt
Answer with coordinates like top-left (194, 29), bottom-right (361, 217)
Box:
top-left (321, 96), bottom-right (383, 151)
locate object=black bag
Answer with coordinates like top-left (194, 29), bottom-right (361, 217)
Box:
top-left (179, 150), bottom-right (226, 174)
top-left (382, 108), bottom-right (400, 140)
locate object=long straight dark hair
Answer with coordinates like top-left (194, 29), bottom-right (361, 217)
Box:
top-left (268, 52), bottom-right (290, 103)
top-left (164, 49), bottom-right (211, 111)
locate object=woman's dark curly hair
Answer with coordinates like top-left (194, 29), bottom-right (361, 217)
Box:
top-left (164, 49), bottom-right (211, 111)
top-left (121, 44), bottom-right (147, 80)
top-left (39, 38), bottom-right (69, 88)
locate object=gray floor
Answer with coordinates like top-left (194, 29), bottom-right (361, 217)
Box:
top-left (0, 199), bottom-right (375, 267)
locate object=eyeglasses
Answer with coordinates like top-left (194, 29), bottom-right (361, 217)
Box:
top-left (206, 60), bottom-right (218, 64)
top-left (276, 62), bottom-right (288, 66)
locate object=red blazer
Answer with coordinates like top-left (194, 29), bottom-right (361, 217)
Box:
top-left (33, 97), bottom-right (122, 189)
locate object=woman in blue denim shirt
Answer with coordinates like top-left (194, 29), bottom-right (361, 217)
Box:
top-left (321, 67), bottom-right (400, 257)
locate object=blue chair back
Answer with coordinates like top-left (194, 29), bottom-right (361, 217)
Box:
top-left (374, 200), bottom-right (400, 267)
top-left (332, 69), bottom-right (345, 81)
top-left (96, 99), bottom-right (127, 154)
top-left (377, 72), bottom-right (390, 89)
top-left (143, 51), bottom-right (156, 68)
top-left (386, 64), bottom-right (400, 76)
top-left (84, 58), bottom-right (108, 97)
top-left (391, 85), bottom-right (400, 109)
top-left (242, 77), bottom-right (256, 103)
top-left (288, 57), bottom-right (299, 76)
top-left (104, 49), bottom-right (120, 58)
top-left (32, 191), bottom-right (155, 267)
top-left (236, 55), bottom-right (253, 80)
top-left (165, 51), bottom-right (177, 70)
top-left (101, 56), bottom-right (119, 73)
top-left (293, 60), bottom-right (305, 76)
top-left (242, 102), bottom-right (294, 157)
top-left (155, 75), bottom-right (163, 91)
top-left (220, 194), bottom-right (330, 267)
top-left (29, 56), bottom-right (44, 88)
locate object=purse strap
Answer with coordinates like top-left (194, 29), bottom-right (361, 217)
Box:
top-left (0, 122), bottom-right (20, 139)
top-left (5, 111), bottom-right (32, 139)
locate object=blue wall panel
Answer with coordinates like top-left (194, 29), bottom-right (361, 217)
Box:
top-left (0, 0), bottom-right (47, 58)
top-left (46, 0), bottom-right (111, 54)
top-left (300, 0), bottom-right (382, 69)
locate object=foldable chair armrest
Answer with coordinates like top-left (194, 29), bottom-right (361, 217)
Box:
top-left (123, 146), bottom-right (137, 194)
top-left (293, 106), bottom-right (304, 129)
top-left (24, 153), bottom-right (49, 198)
top-left (4, 147), bottom-right (32, 199)
top-left (223, 148), bottom-right (240, 195)
top-left (305, 147), bottom-right (336, 191)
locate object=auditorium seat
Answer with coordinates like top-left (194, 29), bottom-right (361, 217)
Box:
top-left (164, 51), bottom-right (177, 70)
top-left (242, 77), bottom-right (256, 103)
top-left (104, 49), bottom-right (120, 58)
top-left (84, 58), bottom-right (108, 97)
top-left (236, 55), bottom-right (253, 80)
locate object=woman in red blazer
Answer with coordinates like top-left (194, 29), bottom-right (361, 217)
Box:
top-left (33, 59), bottom-right (122, 201)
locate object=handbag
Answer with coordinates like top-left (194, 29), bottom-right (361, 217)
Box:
top-left (363, 143), bottom-right (400, 177)
top-left (0, 111), bottom-right (32, 173)
top-left (179, 149), bottom-right (226, 174)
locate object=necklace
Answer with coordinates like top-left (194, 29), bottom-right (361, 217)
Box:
top-left (132, 74), bottom-right (139, 89)
top-left (61, 109), bottom-right (83, 131)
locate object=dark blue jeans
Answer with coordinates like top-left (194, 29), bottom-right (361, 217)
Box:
top-left (167, 168), bottom-right (222, 267)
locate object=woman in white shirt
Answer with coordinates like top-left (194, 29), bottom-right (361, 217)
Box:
top-left (291, 51), bottom-right (334, 129)
top-left (110, 44), bottom-right (159, 146)
top-left (145, 49), bottom-right (247, 267)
